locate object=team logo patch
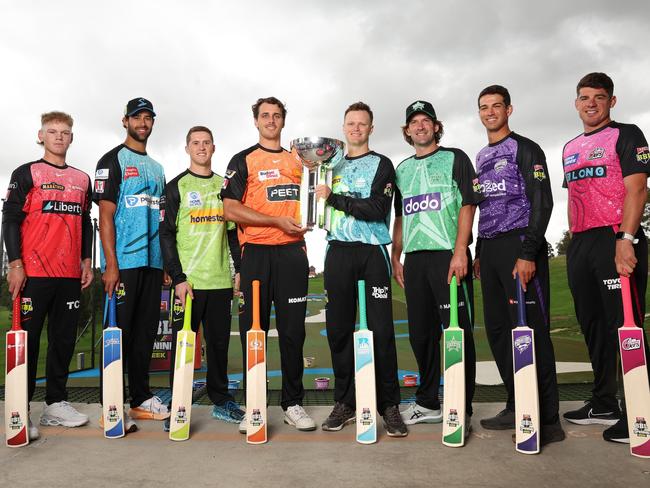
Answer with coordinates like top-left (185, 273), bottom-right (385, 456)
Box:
top-left (21, 298), bottom-right (33, 315)
top-left (94, 180), bottom-right (105, 193)
top-left (41, 182), bottom-right (65, 191)
top-left (258, 169), bottom-right (280, 181)
top-left (42, 200), bottom-right (82, 215)
top-left (124, 166), bottom-right (140, 180)
top-left (587, 147), bottom-right (605, 160)
top-left (563, 153), bottom-right (579, 167)
top-left (637, 146), bottom-right (650, 164)
top-left (533, 165), bottom-right (546, 181)
top-left (621, 337), bottom-right (641, 351)
top-left (266, 184), bottom-right (300, 202)
top-left (225, 169), bottom-right (236, 178)
top-left (116, 283), bottom-right (126, 299)
top-left (634, 417), bottom-right (649, 437)
top-left (187, 191), bottom-right (202, 207)
top-left (159, 209), bottom-right (165, 222)
top-left (403, 192), bottom-right (441, 215)
top-left (565, 165), bottom-right (606, 183)
top-left (514, 334), bottom-right (532, 353)
top-left (95, 169), bottom-right (109, 180)
top-left (472, 178), bottom-right (481, 193)
top-left (384, 182), bottom-right (393, 197)
top-left (494, 159), bottom-right (508, 173)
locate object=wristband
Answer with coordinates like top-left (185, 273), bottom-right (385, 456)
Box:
top-left (615, 231), bottom-right (639, 244)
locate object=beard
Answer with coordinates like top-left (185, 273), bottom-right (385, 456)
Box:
top-left (127, 125), bottom-right (151, 143)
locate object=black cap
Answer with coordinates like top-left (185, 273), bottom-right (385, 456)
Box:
top-left (125, 98), bottom-right (156, 117)
top-left (405, 100), bottom-right (436, 123)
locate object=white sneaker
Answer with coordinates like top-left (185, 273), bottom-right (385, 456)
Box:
top-left (129, 395), bottom-right (170, 420)
top-left (400, 402), bottom-right (442, 425)
top-left (28, 415), bottom-right (40, 440)
top-left (284, 405), bottom-right (317, 431)
top-left (40, 401), bottom-right (89, 427)
top-left (239, 416), bottom-right (247, 434)
top-left (124, 412), bottom-right (138, 433)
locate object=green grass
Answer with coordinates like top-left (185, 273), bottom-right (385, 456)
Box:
top-left (2, 256), bottom-right (639, 388)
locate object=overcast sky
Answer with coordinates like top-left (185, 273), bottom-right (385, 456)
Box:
top-left (3, 1), bottom-right (649, 270)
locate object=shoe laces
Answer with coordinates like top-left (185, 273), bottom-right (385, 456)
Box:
top-left (331, 402), bottom-right (352, 419)
top-left (287, 405), bottom-right (309, 420)
top-left (55, 401), bottom-right (77, 413)
top-left (223, 400), bottom-right (241, 413)
top-left (384, 406), bottom-right (401, 423)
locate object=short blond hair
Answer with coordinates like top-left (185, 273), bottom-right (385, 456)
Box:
top-left (41, 111), bottom-right (74, 128)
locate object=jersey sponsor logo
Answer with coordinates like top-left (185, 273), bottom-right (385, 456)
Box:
top-left (189, 209), bottom-right (225, 224)
top-left (472, 178), bottom-right (481, 193)
top-left (124, 166), bottom-right (140, 180)
top-left (637, 146), bottom-right (650, 164)
top-left (287, 296), bottom-right (307, 304)
top-left (116, 283), bottom-right (126, 298)
top-left (533, 165), bottom-right (547, 181)
top-left (354, 178), bottom-right (366, 188)
top-left (42, 200), bottom-right (82, 215)
top-left (371, 286), bottom-right (389, 299)
top-left (563, 153), bottom-right (579, 167)
top-left (403, 192), bottom-right (441, 215)
top-left (95, 169), bottom-right (109, 180)
top-left (21, 298), bottom-right (33, 315)
top-left (94, 180), bottom-right (105, 193)
top-left (40, 182), bottom-right (65, 191)
top-left (258, 169), bottom-right (280, 181)
top-left (565, 165), bottom-right (607, 183)
top-left (124, 194), bottom-right (160, 209)
top-left (587, 147), bottom-right (605, 160)
top-left (266, 184), bottom-right (300, 202)
top-left (384, 182), bottom-right (393, 197)
top-left (478, 179), bottom-right (507, 195)
top-left (494, 159), bottom-right (508, 173)
top-left (622, 337), bottom-right (641, 351)
top-left (187, 191), bottom-right (202, 207)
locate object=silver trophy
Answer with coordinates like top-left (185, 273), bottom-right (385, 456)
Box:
top-left (291, 137), bottom-right (344, 230)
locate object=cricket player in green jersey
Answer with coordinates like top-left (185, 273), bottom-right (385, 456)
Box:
top-left (160, 126), bottom-right (244, 428)
top-left (391, 101), bottom-right (482, 434)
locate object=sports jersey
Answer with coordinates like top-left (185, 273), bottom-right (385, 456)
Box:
top-left (160, 170), bottom-right (239, 290)
top-left (220, 144), bottom-right (303, 246)
top-left (475, 132), bottom-right (553, 260)
top-left (325, 151), bottom-right (394, 245)
top-left (93, 144), bottom-right (165, 271)
top-left (394, 147), bottom-right (483, 252)
top-left (562, 122), bottom-right (650, 233)
top-left (2, 159), bottom-right (92, 278)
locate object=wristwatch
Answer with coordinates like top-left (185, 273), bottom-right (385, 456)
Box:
top-left (615, 231), bottom-right (639, 244)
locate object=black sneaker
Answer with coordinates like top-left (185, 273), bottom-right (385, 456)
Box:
top-left (541, 421), bottom-right (566, 446)
top-left (563, 401), bottom-right (620, 426)
top-left (603, 418), bottom-right (629, 444)
top-left (321, 402), bottom-right (355, 431)
top-left (480, 408), bottom-right (515, 430)
top-left (382, 405), bottom-right (408, 437)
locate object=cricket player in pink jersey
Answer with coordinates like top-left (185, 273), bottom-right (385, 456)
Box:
top-left (562, 72), bottom-right (650, 444)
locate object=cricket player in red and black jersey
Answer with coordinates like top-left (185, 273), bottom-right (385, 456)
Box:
top-left (2, 111), bottom-right (93, 439)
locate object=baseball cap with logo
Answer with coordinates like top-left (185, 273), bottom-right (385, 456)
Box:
top-left (405, 100), bottom-right (436, 123)
top-left (125, 98), bottom-right (156, 117)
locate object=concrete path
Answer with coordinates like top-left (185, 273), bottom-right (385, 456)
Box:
top-left (1, 402), bottom-right (649, 488)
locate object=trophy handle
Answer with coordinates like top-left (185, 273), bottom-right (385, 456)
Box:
top-left (320, 166), bottom-right (333, 231)
top-left (307, 169), bottom-right (318, 230)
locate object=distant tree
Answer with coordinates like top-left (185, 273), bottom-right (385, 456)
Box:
top-left (556, 230), bottom-right (571, 256)
top-left (547, 241), bottom-right (555, 258)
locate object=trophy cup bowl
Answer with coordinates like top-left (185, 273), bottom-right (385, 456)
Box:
top-left (291, 137), bottom-right (344, 230)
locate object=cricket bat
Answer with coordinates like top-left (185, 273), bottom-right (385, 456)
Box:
top-left (512, 276), bottom-right (540, 454)
top-left (5, 296), bottom-right (28, 447)
top-left (246, 280), bottom-right (267, 444)
top-left (102, 293), bottom-right (124, 439)
top-left (354, 280), bottom-right (377, 444)
top-left (443, 276), bottom-right (466, 447)
top-left (618, 274), bottom-right (650, 458)
top-left (169, 294), bottom-right (196, 441)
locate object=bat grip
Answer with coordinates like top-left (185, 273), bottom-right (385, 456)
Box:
top-left (619, 274), bottom-right (636, 326)
top-left (357, 280), bottom-right (367, 330)
top-left (108, 293), bottom-right (117, 328)
top-left (449, 276), bottom-right (458, 328)
top-left (12, 295), bottom-right (21, 330)
top-left (252, 280), bottom-right (260, 330)
top-left (515, 275), bottom-right (526, 326)
top-left (183, 294), bottom-right (193, 330)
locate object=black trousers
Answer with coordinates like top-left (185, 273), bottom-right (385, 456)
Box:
top-left (239, 242), bottom-right (308, 410)
top-left (567, 226), bottom-right (649, 413)
top-left (479, 233), bottom-right (559, 424)
top-left (324, 243), bottom-right (400, 415)
top-left (106, 267), bottom-right (163, 408)
top-left (403, 249), bottom-right (476, 416)
top-left (21, 277), bottom-right (81, 405)
top-left (168, 288), bottom-right (234, 407)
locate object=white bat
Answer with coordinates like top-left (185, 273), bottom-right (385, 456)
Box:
top-left (246, 280), bottom-right (267, 444)
top-left (512, 276), bottom-right (540, 454)
top-left (169, 294), bottom-right (196, 441)
top-left (5, 296), bottom-right (28, 447)
top-left (102, 293), bottom-right (125, 439)
top-left (354, 280), bottom-right (376, 444)
top-left (618, 274), bottom-right (650, 458)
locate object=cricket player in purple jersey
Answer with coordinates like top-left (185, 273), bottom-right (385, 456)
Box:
top-left (472, 85), bottom-right (564, 446)
top-left (561, 73), bottom-right (650, 444)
